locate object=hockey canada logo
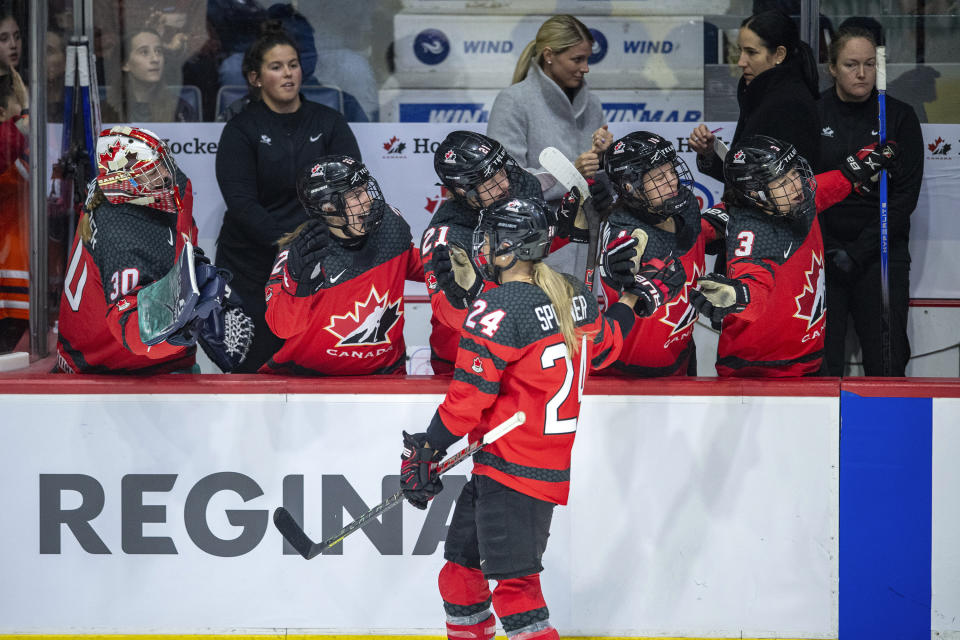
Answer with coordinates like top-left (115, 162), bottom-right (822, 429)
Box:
top-left (927, 136), bottom-right (952, 158)
top-left (326, 285), bottom-right (403, 347)
top-left (504, 199), bottom-right (521, 212)
top-left (471, 357), bottom-right (484, 373)
top-left (612, 140), bottom-right (626, 154)
top-left (443, 150), bottom-right (457, 164)
top-left (821, 126), bottom-right (835, 138)
top-left (426, 273), bottom-right (438, 290)
top-left (660, 261), bottom-right (702, 340)
top-left (382, 136), bottom-right (407, 158)
top-left (794, 251), bottom-right (826, 331)
top-left (732, 150), bottom-right (746, 164)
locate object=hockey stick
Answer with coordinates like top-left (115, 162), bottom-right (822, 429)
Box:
top-left (877, 45), bottom-right (892, 375)
top-left (273, 411), bottom-right (526, 559)
top-left (538, 147), bottom-right (603, 290)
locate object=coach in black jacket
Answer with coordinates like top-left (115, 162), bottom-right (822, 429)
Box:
top-left (214, 24), bottom-right (360, 371)
top-left (816, 27), bottom-right (923, 376)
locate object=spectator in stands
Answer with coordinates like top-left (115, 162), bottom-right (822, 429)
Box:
top-left (487, 14), bottom-right (610, 200)
top-left (688, 9), bottom-right (820, 183)
top-left (214, 20), bottom-right (361, 372)
top-left (0, 9), bottom-right (22, 83)
top-left (46, 29), bottom-right (67, 122)
top-left (216, 3), bottom-right (369, 123)
top-left (0, 65), bottom-right (28, 353)
top-left (100, 28), bottom-right (199, 123)
top-left (487, 14), bottom-right (610, 277)
top-left (815, 26), bottom-right (924, 376)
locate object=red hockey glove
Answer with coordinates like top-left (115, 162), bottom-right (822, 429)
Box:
top-left (400, 431), bottom-right (445, 510)
top-left (839, 141), bottom-right (899, 194)
top-left (689, 273), bottom-right (750, 323)
top-left (631, 256), bottom-right (687, 317)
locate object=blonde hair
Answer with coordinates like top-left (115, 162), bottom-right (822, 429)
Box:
top-left (511, 14), bottom-right (593, 85)
top-left (79, 188), bottom-right (108, 244)
top-left (278, 220), bottom-right (313, 248)
top-left (532, 261), bottom-right (583, 355)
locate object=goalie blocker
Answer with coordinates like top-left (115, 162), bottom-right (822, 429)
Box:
top-left (137, 243), bottom-right (253, 371)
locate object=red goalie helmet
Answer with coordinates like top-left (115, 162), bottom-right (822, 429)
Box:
top-left (95, 126), bottom-right (183, 216)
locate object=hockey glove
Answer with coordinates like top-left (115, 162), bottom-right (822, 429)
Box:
top-left (433, 244), bottom-right (483, 309)
top-left (701, 207), bottom-right (729, 237)
top-left (556, 187), bottom-right (589, 243)
top-left (630, 257), bottom-right (687, 317)
top-left (284, 219), bottom-right (332, 297)
top-left (689, 273), bottom-right (750, 324)
top-left (166, 261), bottom-right (230, 347)
top-left (588, 178), bottom-right (614, 215)
top-left (839, 141), bottom-right (899, 194)
top-left (197, 281), bottom-right (255, 372)
top-left (400, 431), bottom-right (445, 510)
top-left (598, 234), bottom-right (640, 291)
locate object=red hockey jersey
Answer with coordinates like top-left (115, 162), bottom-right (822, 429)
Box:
top-left (597, 198), bottom-right (719, 376)
top-left (262, 207), bottom-right (424, 375)
top-left (716, 171), bottom-right (851, 377)
top-left (56, 179), bottom-right (198, 374)
top-left (437, 275), bottom-right (629, 505)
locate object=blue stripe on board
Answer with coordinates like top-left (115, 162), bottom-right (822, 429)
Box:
top-left (840, 391), bottom-right (932, 639)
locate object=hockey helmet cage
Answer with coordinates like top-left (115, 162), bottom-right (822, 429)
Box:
top-left (297, 155), bottom-right (387, 245)
top-left (472, 196), bottom-right (555, 282)
top-left (434, 131), bottom-right (521, 207)
top-left (723, 135), bottom-right (816, 219)
top-left (95, 126), bottom-right (183, 216)
top-left (603, 131), bottom-right (696, 222)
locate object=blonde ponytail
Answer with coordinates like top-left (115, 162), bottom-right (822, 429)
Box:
top-left (511, 40), bottom-right (538, 84)
top-left (533, 261), bottom-right (582, 355)
top-left (278, 220), bottom-right (313, 248)
top-left (510, 15), bottom-right (594, 86)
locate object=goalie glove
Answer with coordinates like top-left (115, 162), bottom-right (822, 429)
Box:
top-left (197, 280), bottom-right (255, 372)
top-left (556, 187), bottom-right (589, 243)
top-left (689, 273), bottom-right (750, 324)
top-left (283, 219), bottom-right (332, 297)
top-left (839, 141), bottom-right (899, 194)
top-left (433, 243), bottom-right (483, 309)
top-left (165, 260), bottom-right (229, 347)
top-left (400, 431), bottom-right (445, 510)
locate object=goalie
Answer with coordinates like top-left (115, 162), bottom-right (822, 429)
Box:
top-left (56, 126), bottom-right (253, 374)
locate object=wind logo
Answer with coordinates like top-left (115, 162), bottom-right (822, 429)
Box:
top-left (414, 29), bottom-right (450, 65)
top-left (588, 28), bottom-right (608, 64)
top-left (624, 40), bottom-right (675, 54)
top-left (399, 103), bottom-right (489, 123)
top-left (602, 102), bottom-right (701, 123)
top-left (463, 39), bottom-right (514, 54)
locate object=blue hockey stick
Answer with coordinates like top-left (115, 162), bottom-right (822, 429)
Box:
top-left (877, 46), bottom-right (892, 376)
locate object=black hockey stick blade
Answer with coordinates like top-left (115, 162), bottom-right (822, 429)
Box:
top-left (273, 411), bottom-right (526, 559)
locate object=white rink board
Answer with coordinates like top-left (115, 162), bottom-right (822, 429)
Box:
top-left (394, 14), bottom-right (704, 89)
top-left (933, 398), bottom-right (960, 635)
top-left (0, 392), bottom-right (837, 636)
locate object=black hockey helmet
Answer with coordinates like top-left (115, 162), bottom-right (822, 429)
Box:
top-left (434, 131), bottom-right (523, 208)
top-left (472, 197), bottom-right (555, 283)
top-left (723, 135), bottom-right (816, 219)
top-left (297, 155), bottom-right (387, 246)
top-left (603, 131), bottom-right (696, 222)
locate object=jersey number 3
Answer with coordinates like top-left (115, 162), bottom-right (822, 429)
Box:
top-left (541, 337), bottom-right (587, 435)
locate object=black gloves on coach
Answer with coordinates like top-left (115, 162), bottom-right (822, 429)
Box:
top-left (839, 141), bottom-right (899, 194)
top-left (433, 244), bottom-right (483, 309)
top-left (284, 219), bottom-right (331, 297)
top-left (400, 431), bottom-right (445, 510)
top-left (689, 273), bottom-right (750, 323)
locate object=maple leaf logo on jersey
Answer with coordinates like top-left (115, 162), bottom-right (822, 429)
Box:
top-left (325, 285), bottom-right (403, 347)
top-left (426, 273), bottom-right (438, 290)
top-left (793, 251), bottom-right (826, 330)
top-left (425, 186), bottom-right (452, 215)
top-left (659, 261), bottom-right (703, 337)
top-left (471, 357), bottom-right (483, 373)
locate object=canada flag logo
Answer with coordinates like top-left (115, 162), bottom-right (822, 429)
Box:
top-left (794, 251), bottom-right (826, 330)
top-left (325, 285), bottom-right (403, 347)
top-left (659, 261), bottom-right (703, 338)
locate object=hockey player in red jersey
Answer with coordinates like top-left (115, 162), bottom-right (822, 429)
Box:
top-left (595, 131), bottom-right (724, 376)
top-left (399, 197), bottom-right (683, 640)
top-left (690, 134), bottom-right (897, 377)
top-left (56, 126), bottom-right (251, 374)
top-left (420, 131), bottom-right (544, 374)
top-left (262, 156), bottom-right (424, 375)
